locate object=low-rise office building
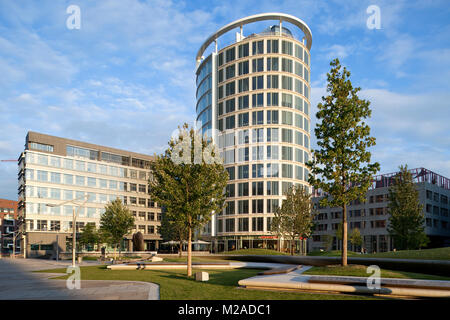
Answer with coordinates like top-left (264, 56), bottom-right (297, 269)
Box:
top-left (309, 168), bottom-right (450, 253)
top-left (0, 199), bottom-right (19, 254)
top-left (18, 132), bottom-right (162, 258)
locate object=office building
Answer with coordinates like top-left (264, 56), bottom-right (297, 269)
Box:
top-left (0, 199), bottom-right (18, 254)
top-left (195, 13), bottom-right (312, 251)
top-left (310, 168), bottom-right (450, 253)
top-left (18, 132), bottom-right (162, 258)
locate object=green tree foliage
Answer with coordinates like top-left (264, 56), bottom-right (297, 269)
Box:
top-left (149, 123), bottom-right (228, 276)
top-left (322, 234), bottom-right (334, 251)
top-left (387, 165), bottom-right (429, 250)
top-left (79, 222), bottom-right (99, 251)
top-left (307, 59), bottom-right (380, 266)
top-left (100, 198), bottom-right (135, 259)
top-left (350, 228), bottom-right (363, 249)
top-left (160, 212), bottom-right (189, 257)
top-left (271, 185), bottom-right (315, 255)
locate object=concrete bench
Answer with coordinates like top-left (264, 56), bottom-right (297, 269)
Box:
top-left (257, 265), bottom-right (301, 275)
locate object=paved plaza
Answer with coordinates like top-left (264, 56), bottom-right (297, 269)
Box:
top-left (0, 258), bottom-right (159, 300)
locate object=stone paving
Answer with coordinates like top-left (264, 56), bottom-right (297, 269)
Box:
top-left (0, 258), bottom-right (159, 300)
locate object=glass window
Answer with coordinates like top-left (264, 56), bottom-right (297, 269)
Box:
top-left (238, 43), bottom-right (249, 58)
top-left (238, 78), bottom-right (249, 92)
top-left (50, 172), bottom-right (61, 184)
top-left (282, 146), bottom-right (293, 160)
top-left (282, 93), bottom-right (293, 107)
top-left (238, 113), bottom-right (249, 127)
top-left (282, 111), bottom-right (293, 125)
top-left (252, 146), bottom-right (264, 160)
top-left (37, 154), bottom-right (48, 165)
top-left (50, 156), bottom-right (61, 167)
top-left (238, 61), bottom-right (249, 75)
top-left (37, 170), bottom-right (48, 182)
top-left (266, 110), bottom-right (278, 124)
top-left (252, 40), bottom-right (263, 55)
top-left (282, 58), bottom-right (293, 73)
top-left (295, 148), bottom-right (304, 163)
top-left (238, 200), bottom-right (249, 214)
top-left (282, 76), bottom-right (292, 90)
top-left (64, 174), bottom-right (73, 185)
top-left (252, 58), bottom-right (264, 72)
top-left (267, 57), bottom-right (279, 71)
top-left (226, 65), bottom-right (235, 79)
top-left (238, 183), bottom-right (249, 196)
top-left (282, 164), bottom-right (293, 178)
top-left (238, 165), bottom-right (249, 179)
top-left (87, 177), bottom-right (96, 187)
top-left (252, 76), bottom-right (264, 90)
top-left (75, 176), bottom-right (85, 186)
top-left (252, 111), bottom-right (264, 125)
top-left (225, 115), bottom-right (235, 129)
top-left (225, 98), bottom-right (235, 113)
top-left (267, 39), bottom-right (278, 53)
top-left (87, 163), bottom-right (96, 173)
top-left (251, 93), bottom-right (263, 107)
top-left (267, 75), bottom-right (279, 89)
top-left (238, 129), bottom-right (249, 144)
top-left (266, 164), bottom-right (279, 178)
top-left (252, 164), bottom-right (264, 178)
top-left (266, 146), bottom-right (279, 160)
top-left (99, 179), bottom-right (108, 189)
top-left (238, 95), bottom-right (249, 110)
top-left (282, 41), bottom-right (293, 55)
top-left (225, 47), bottom-right (235, 62)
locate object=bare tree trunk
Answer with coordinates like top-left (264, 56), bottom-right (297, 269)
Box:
top-left (342, 204), bottom-right (348, 266)
top-left (187, 226), bottom-right (192, 277)
top-left (179, 239), bottom-right (183, 258)
top-left (290, 238), bottom-right (294, 255)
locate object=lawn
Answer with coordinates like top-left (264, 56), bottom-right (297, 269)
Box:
top-left (308, 247), bottom-right (450, 260)
top-left (303, 264), bottom-right (450, 280)
top-left (222, 248), bottom-right (289, 256)
top-left (36, 265), bottom-right (379, 300)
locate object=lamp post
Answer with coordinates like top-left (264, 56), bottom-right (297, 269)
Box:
top-left (46, 195), bottom-right (89, 267)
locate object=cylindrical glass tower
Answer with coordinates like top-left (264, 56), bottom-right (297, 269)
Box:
top-left (195, 13), bottom-right (312, 252)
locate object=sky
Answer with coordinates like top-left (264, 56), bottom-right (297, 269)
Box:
top-left (0, 0), bottom-right (449, 200)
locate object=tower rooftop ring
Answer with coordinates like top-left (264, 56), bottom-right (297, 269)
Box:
top-left (196, 12), bottom-right (312, 64)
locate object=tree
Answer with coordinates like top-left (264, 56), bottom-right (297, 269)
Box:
top-left (307, 58), bottom-right (380, 266)
top-left (149, 123), bottom-right (228, 276)
top-left (387, 165), bottom-right (429, 250)
top-left (322, 234), bottom-right (334, 251)
top-left (79, 222), bottom-right (99, 251)
top-left (271, 185), bottom-right (315, 255)
top-left (350, 228), bottom-right (363, 250)
top-left (335, 221), bottom-right (343, 244)
top-left (100, 198), bottom-right (135, 260)
top-left (160, 212), bottom-right (189, 257)
top-left (132, 232), bottom-right (145, 251)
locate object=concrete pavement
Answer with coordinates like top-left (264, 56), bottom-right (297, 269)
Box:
top-left (0, 258), bottom-right (159, 300)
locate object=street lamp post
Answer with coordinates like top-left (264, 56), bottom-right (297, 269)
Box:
top-left (46, 195), bottom-right (89, 267)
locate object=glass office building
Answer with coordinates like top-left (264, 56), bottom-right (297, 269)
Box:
top-left (18, 131), bottom-right (162, 257)
top-left (195, 13), bottom-right (313, 252)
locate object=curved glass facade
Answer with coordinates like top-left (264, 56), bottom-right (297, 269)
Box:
top-left (196, 21), bottom-right (312, 250)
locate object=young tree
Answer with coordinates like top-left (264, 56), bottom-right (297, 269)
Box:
top-left (100, 198), bottom-right (135, 260)
top-left (335, 221), bottom-right (343, 247)
top-left (149, 123), bottom-right (228, 276)
top-left (79, 223), bottom-right (99, 251)
top-left (350, 228), bottom-right (363, 251)
top-left (388, 165), bottom-right (429, 250)
top-left (160, 212), bottom-right (188, 257)
top-left (271, 185), bottom-right (315, 255)
top-left (307, 59), bottom-right (380, 266)
top-left (322, 234), bottom-right (334, 251)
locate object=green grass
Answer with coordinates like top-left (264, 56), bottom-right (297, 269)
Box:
top-left (160, 256), bottom-right (235, 263)
top-left (222, 248), bottom-right (289, 256)
top-left (308, 247), bottom-right (450, 260)
top-left (308, 250), bottom-right (361, 257)
top-left (36, 265), bottom-right (380, 300)
top-left (303, 264), bottom-right (450, 280)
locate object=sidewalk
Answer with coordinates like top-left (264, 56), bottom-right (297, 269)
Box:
top-left (0, 258), bottom-right (159, 300)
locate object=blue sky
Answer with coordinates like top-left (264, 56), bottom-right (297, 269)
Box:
top-left (0, 0), bottom-right (449, 200)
